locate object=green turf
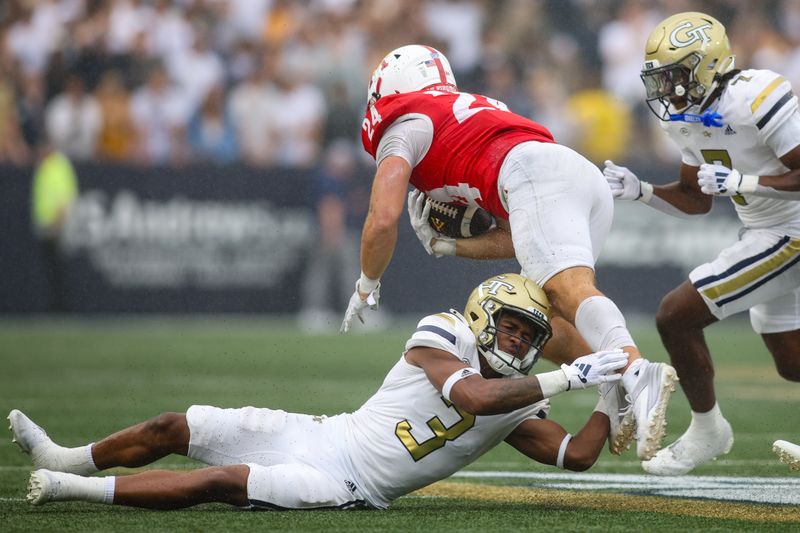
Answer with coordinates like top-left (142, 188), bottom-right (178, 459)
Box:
top-left (1, 317), bottom-right (798, 531)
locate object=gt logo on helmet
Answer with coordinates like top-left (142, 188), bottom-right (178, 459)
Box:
top-left (669, 21), bottom-right (713, 48)
top-left (479, 280), bottom-right (515, 296)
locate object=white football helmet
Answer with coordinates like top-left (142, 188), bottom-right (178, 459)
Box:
top-left (464, 273), bottom-right (552, 376)
top-left (367, 45), bottom-right (457, 107)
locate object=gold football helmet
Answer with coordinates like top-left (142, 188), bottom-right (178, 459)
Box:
top-left (641, 12), bottom-right (735, 119)
top-left (464, 273), bottom-right (552, 376)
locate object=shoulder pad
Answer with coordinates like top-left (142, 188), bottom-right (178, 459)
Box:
top-left (725, 70), bottom-right (797, 136)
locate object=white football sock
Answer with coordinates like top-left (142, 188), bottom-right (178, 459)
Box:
top-left (574, 296), bottom-right (636, 351)
top-left (686, 403), bottom-right (726, 435)
top-left (47, 472), bottom-right (115, 504)
top-left (35, 442), bottom-right (98, 475)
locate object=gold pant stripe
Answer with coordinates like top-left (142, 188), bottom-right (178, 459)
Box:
top-left (701, 238), bottom-right (800, 301)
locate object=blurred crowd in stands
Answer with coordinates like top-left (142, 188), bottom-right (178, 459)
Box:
top-left (2, 0), bottom-right (800, 170)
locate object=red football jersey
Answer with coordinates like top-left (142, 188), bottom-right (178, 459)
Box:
top-left (361, 90), bottom-right (555, 218)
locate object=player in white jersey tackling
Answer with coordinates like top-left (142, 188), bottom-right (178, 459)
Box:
top-left (604, 12), bottom-right (800, 475)
top-left (9, 274), bottom-right (628, 510)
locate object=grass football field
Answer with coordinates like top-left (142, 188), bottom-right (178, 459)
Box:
top-left (1, 316), bottom-right (798, 532)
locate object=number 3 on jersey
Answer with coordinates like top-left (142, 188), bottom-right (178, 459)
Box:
top-left (395, 397), bottom-right (475, 461)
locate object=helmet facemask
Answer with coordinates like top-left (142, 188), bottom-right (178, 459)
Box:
top-left (476, 305), bottom-right (552, 376)
top-left (641, 53), bottom-right (702, 120)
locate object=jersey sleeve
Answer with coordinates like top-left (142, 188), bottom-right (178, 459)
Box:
top-left (375, 115), bottom-right (434, 167)
top-left (764, 109), bottom-right (800, 158)
top-left (404, 311), bottom-right (475, 363)
top-left (746, 71), bottom-right (798, 142)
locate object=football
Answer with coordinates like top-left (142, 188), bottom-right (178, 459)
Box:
top-left (426, 197), bottom-right (494, 238)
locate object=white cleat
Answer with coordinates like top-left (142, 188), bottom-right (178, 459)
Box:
top-left (642, 418), bottom-right (733, 475)
top-left (598, 382), bottom-right (635, 455)
top-left (627, 362), bottom-right (678, 460)
top-left (27, 469), bottom-right (59, 506)
top-left (773, 440), bottom-right (800, 471)
top-left (8, 409), bottom-right (53, 466)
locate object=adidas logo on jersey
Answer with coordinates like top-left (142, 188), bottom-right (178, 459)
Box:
top-left (345, 480), bottom-right (359, 494)
top-left (724, 125), bottom-right (737, 135)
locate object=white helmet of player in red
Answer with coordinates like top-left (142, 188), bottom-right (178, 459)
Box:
top-left (367, 45), bottom-right (457, 107)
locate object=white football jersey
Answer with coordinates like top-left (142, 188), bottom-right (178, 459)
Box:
top-left (341, 311), bottom-right (550, 508)
top-left (662, 68), bottom-right (800, 232)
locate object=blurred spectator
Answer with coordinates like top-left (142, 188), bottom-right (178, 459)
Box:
top-left (15, 71), bottom-right (48, 153)
top-left (147, 0), bottom-right (193, 59)
top-left (322, 80), bottom-right (360, 147)
top-left (31, 147), bottom-right (78, 312)
top-left (564, 84), bottom-right (632, 165)
top-left (166, 28), bottom-right (224, 113)
top-left (44, 74), bottom-right (102, 161)
top-left (0, 59), bottom-right (30, 165)
top-left (422, 0), bottom-right (484, 79)
top-left (129, 64), bottom-right (189, 166)
top-left (270, 68), bottom-right (327, 168)
top-left (187, 84), bottom-right (238, 165)
top-left (107, 0), bottom-right (154, 56)
top-left (298, 139), bottom-right (369, 334)
top-left (228, 52), bottom-right (280, 166)
top-left (597, 0), bottom-right (662, 106)
top-left (95, 70), bottom-right (135, 162)
top-left (4, 3), bottom-right (64, 76)
top-left (482, 60), bottom-right (532, 118)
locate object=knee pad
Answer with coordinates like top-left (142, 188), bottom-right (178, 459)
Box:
top-left (574, 296), bottom-right (635, 352)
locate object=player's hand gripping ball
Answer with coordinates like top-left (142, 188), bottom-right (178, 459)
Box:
top-left (426, 197), bottom-right (493, 238)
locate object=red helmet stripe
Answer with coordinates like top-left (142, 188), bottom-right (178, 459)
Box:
top-left (423, 45), bottom-right (447, 84)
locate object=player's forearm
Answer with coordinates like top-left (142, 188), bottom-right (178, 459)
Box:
top-left (752, 171), bottom-right (800, 199)
top-left (455, 376), bottom-right (546, 415)
top-left (455, 227), bottom-right (515, 260)
top-left (359, 218), bottom-right (398, 281)
top-left (645, 182), bottom-right (710, 218)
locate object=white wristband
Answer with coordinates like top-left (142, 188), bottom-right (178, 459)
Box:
top-left (556, 433), bottom-right (572, 469)
top-left (358, 272), bottom-right (380, 294)
top-left (442, 367), bottom-right (481, 402)
top-left (639, 181), bottom-right (654, 203)
top-left (431, 237), bottom-right (457, 256)
top-left (536, 368), bottom-right (569, 398)
top-left (738, 173), bottom-right (759, 194)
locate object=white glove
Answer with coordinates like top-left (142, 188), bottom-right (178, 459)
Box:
top-left (340, 279), bottom-right (380, 333)
top-left (603, 160), bottom-right (644, 201)
top-left (407, 189), bottom-right (455, 257)
top-left (560, 349), bottom-right (627, 390)
top-left (697, 163), bottom-right (758, 196)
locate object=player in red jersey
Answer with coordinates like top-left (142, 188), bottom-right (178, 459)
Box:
top-left (340, 45), bottom-right (678, 462)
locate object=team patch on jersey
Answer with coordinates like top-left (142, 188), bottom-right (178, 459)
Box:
top-left (693, 236), bottom-right (800, 307)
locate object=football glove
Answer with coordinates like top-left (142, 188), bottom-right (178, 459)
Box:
top-left (340, 279), bottom-right (380, 333)
top-left (603, 160), bottom-right (644, 201)
top-left (697, 163), bottom-right (758, 196)
top-left (407, 190), bottom-right (456, 257)
top-left (561, 349), bottom-right (627, 390)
